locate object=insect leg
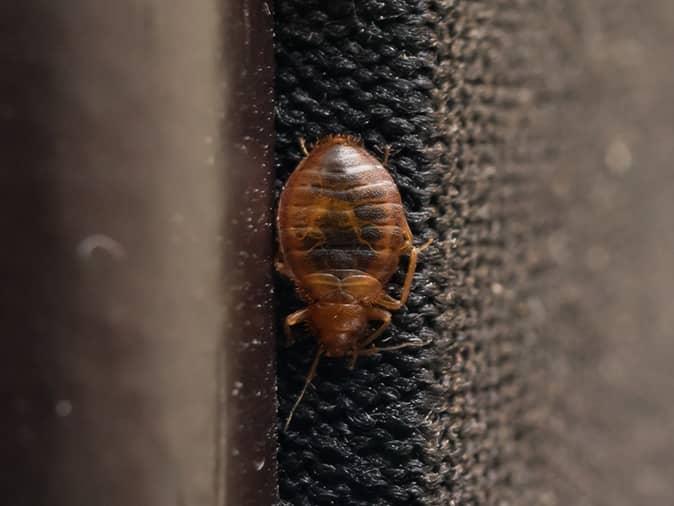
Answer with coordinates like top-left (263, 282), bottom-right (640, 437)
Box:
top-left (298, 137), bottom-right (309, 156)
top-left (375, 236), bottom-right (432, 311)
top-left (362, 307), bottom-right (392, 346)
top-left (284, 345), bottom-right (324, 432)
top-left (370, 248), bottom-right (416, 311)
top-left (399, 244), bottom-right (420, 306)
top-left (355, 338), bottom-right (432, 357)
top-left (284, 308), bottom-right (309, 346)
top-left (376, 293), bottom-right (402, 310)
top-left (275, 252), bottom-right (293, 278)
top-left (397, 237), bottom-right (433, 307)
top-left (382, 145), bottom-right (391, 166)
top-left (418, 237), bottom-right (434, 252)
top-left (349, 307), bottom-right (391, 368)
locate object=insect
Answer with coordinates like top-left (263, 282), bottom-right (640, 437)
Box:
top-left (276, 135), bottom-right (431, 430)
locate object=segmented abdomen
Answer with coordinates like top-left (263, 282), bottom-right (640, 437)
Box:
top-left (278, 140), bottom-right (410, 292)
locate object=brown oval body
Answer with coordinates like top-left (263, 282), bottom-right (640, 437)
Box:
top-left (277, 135), bottom-right (419, 358)
top-left (278, 136), bottom-right (409, 294)
top-left (277, 135), bottom-right (429, 430)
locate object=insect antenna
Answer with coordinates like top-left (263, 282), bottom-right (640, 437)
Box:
top-left (284, 345), bottom-right (324, 432)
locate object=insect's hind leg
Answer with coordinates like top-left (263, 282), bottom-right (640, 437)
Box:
top-left (383, 237), bottom-right (433, 309)
top-left (376, 243), bottom-right (419, 312)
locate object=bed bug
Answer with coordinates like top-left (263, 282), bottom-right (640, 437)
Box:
top-left (276, 134), bottom-right (431, 430)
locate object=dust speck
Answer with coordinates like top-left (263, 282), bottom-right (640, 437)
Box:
top-left (55, 400), bottom-right (72, 417)
top-left (253, 458), bottom-right (265, 471)
top-left (76, 234), bottom-right (126, 260)
top-left (605, 138), bottom-right (633, 174)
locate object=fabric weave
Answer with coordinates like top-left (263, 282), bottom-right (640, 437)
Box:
top-left (274, 1), bottom-right (541, 504)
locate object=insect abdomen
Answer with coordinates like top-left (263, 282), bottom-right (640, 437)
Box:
top-left (278, 137), bottom-right (410, 290)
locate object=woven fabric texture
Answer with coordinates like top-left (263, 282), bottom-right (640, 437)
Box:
top-left (274, 1), bottom-right (543, 504)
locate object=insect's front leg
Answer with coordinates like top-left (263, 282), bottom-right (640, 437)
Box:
top-left (349, 307), bottom-right (391, 368)
top-left (275, 251), bottom-right (293, 279)
top-left (376, 293), bottom-right (403, 310)
top-left (350, 306), bottom-right (431, 364)
top-left (284, 307), bottom-right (309, 347)
top-left (355, 339), bottom-right (431, 357)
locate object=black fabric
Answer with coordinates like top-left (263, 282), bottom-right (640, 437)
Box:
top-left (274, 0), bottom-right (543, 504)
top-left (276, 0), bottom-right (674, 503)
top-left (274, 1), bottom-right (443, 504)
